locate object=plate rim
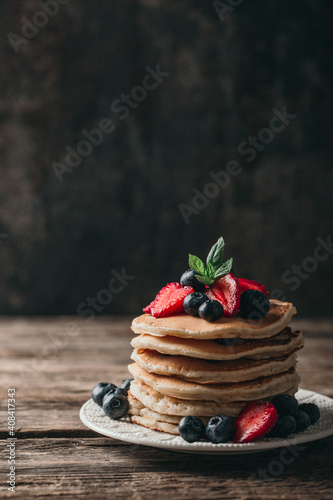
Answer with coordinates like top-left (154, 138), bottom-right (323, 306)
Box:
top-left (79, 388), bottom-right (333, 454)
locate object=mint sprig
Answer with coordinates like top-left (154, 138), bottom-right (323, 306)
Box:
top-left (189, 237), bottom-right (233, 286)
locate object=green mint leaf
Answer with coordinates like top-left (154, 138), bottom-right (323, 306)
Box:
top-left (189, 254), bottom-right (207, 276)
top-left (206, 261), bottom-right (215, 278)
top-left (195, 274), bottom-right (215, 286)
top-left (213, 258), bottom-right (233, 279)
top-left (206, 237), bottom-right (225, 270)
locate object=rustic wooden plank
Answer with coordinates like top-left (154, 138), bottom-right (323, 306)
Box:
top-left (1, 437), bottom-right (333, 499)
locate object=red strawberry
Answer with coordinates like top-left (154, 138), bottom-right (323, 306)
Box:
top-left (238, 278), bottom-right (269, 296)
top-left (143, 300), bottom-right (154, 314)
top-left (234, 401), bottom-right (278, 443)
top-left (205, 272), bottom-right (240, 317)
top-left (144, 283), bottom-right (194, 318)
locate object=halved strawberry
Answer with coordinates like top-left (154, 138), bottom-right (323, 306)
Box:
top-left (238, 278), bottom-right (269, 296)
top-left (234, 401), bottom-right (278, 443)
top-left (144, 283), bottom-right (194, 318)
top-left (143, 300), bottom-right (155, 314)
top-left (205, 272), bottom-right (240, 317)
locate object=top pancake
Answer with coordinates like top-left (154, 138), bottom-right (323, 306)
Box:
top-left (132, 300), bottom-right (296, 340)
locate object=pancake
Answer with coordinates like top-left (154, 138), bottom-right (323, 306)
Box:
top-left (129, 391), bottom-right (211, 428)
top-left (129, 391), bottom-right (184, 424)
top-left (129, 362), bottom-right (300, 401)
top-left (131, 349), bottom-right (298, 384)
top-left (129, 379), bottom-right (247, 417)
top-left (129, 379), bottom-right (299, 418)
top-left (131, 415), bottom-right (179, 434)
top-left (131, 328), bottom-right (304, 361)
top-left (131, 300), bottom-right (296, 340)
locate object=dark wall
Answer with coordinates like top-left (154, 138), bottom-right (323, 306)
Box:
top-left (0, 0), bottom-right (332, 317)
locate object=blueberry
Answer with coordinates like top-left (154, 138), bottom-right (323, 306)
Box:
top-left (294, 410), bottom-right (311, 433)
top-left (102, 391), bottom-right (129, 420)
top-left (183, 292), bottom-right (208, 317)
top-left (92, 382), bottom-right (117, 407)
top-left (239, 290), bottom-right (270, 320)
top-left (271, 394), bottom-right (298, 415)
top-left (114, 388), bottom-right (128, 395)
top-left (119, 378), bottom-right (134, 393)
top-left (198, 300), bottom-right (224, 322)
top-left (298, 403), bottom-right (320, 425)
top-left (178, 416), bottom-right (205, 443)
top-left (269, 415), bottom-right (296, 438)
top-left (206, 414), bottom-right (235, 443)
top-left (180, 269), bottom-right (205, 292)
top-left (102, 386), bottom-right (127, 397)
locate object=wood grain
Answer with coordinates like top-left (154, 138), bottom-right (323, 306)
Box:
top-left (1, 317), bottom-right (333, 499)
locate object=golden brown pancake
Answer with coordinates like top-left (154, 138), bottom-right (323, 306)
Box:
top-left (131, 300), bottom-right (296, 340)
top-left (128, 362), bottom-right (300, 402)
top-left (130, 415), bottom-right (180, 434)
top-left (131, 328), bottom-right (304, 361)
top-left (131, 348), bottom-right (297, 384)
top-left (129, 379), bottom-right (248, 417)
top-left (129, 379), bottom-right (299, 418)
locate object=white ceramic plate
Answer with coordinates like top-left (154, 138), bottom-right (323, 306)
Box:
top-left (80, 389), bottom-right (333, 455)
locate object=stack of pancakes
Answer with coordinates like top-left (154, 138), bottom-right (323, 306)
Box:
top-left (128, 299), bottom-right (304, 435)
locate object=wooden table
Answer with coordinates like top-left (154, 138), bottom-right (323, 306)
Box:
top-left (1, 316), bottom-right (333, 499)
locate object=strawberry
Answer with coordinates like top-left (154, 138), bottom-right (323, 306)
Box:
top-left (143, 300), bottom-right (154, 314)
top-left (144, 283), bottom-right (194, 317)
top-left (234, 401), bottom-right (278, 443)
top-left (238, 278), bottom-right (269, 296)
top-left (205, 272), bottom-right (240, 317)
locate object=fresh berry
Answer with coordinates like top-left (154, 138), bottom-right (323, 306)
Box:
top-left (294, 410), bottom-right (311, 433)
top-left (271, 394), bottom-right (298, 415)
top-left (180, 269), bottom-right (205, 292)
top-left (269, 414), bottom-right (296, 438)
top-left (178, 416), bottom-right (205, 443)
top-left (114, 388), bottom-right (128, 395)
top-left (238, 278), bottom-right (269, 296)
top-left (205, 272), bottom-right (240, 318)
top-left (198, 299), bottom-right (224, 322)
top-left (120, 378), bottom-right (134, 393)
top-left (104, 386), bottom-right (127, 397)
top-left (234, 401), bottom-right (278, 443)
top-left (298, 403), bottom-right (320, 425)
top-left (92, 382), bottom-right (117, 407)
top-left (102, 391), bottom-right (129, 419)
top-left (239, 290), bottom-right (270, 320)
top-left (144, 283), bottom-right (194, 318)
top-left (183, 292), bottom-right (208, 317)
top-left (206, 415), bottom-right (235, 443)
top-left (143, 299), bottom-right (155, 314)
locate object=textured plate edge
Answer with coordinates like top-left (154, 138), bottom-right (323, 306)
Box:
top-left (79, 389), bottom-right (333, 455)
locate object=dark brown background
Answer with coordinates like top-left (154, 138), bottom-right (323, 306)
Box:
top-left (0, 0), bottom-right (332, 316)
